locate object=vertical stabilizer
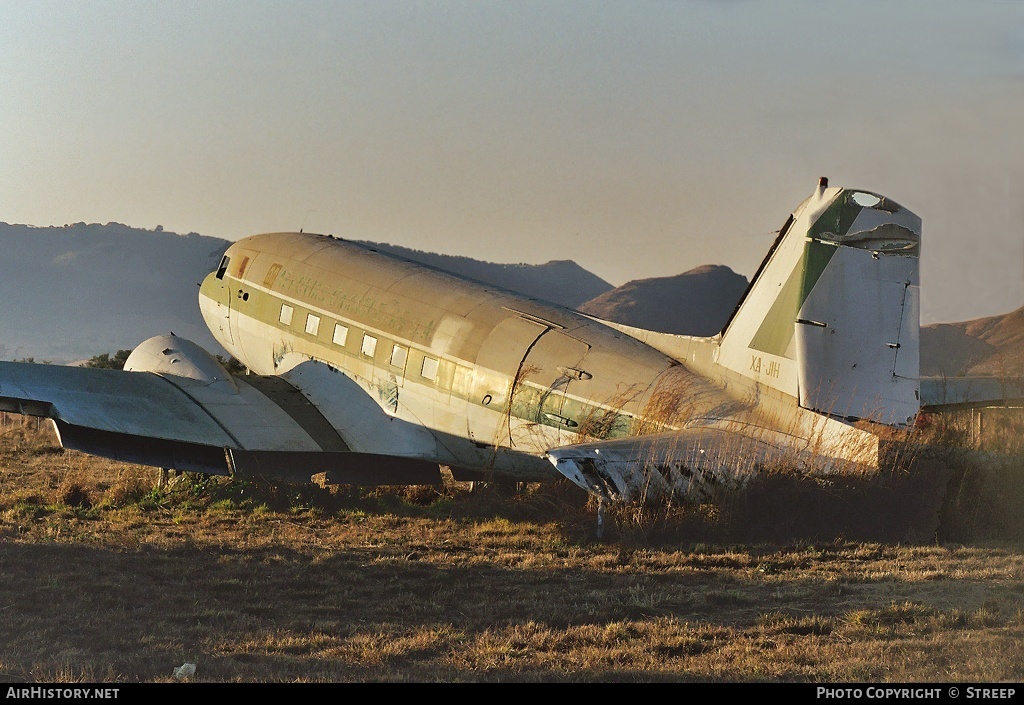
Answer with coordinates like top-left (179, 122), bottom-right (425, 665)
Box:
top-left (718, 179), bottom-right (921, 426)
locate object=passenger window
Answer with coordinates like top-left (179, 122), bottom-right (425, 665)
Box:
top-left (279, 304), bottom-right (293, 325)
top-left (305, 314), bottom-right (320, 336)
top-left (421, 356), bottom-right (439, 381)
top-left (390, 345), bottom-right (408, 368)
top-left (333, 323), bottom-right (349, 346)
top-left (216, 255), bottom-right (230, 280)
top-left (361, 334), bottom-right (377, 358)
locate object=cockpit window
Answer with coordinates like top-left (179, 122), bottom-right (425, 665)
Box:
top-left (216, 255), bottom-right (230, 280)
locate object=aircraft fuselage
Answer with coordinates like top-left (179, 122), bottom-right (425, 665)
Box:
top-left (198, 233), bottom-right (744, 480)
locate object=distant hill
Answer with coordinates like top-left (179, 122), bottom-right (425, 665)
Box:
top-left (921, 306), bottom-right (1024, 377)
top-left (0, 222), bottom-right (230, 363)
top-left (358, 242), bottom-right (612, 309)
top-left (0, 224), bottom-right (612, 362)
top-left (577, 264), bottom-right (750, 337)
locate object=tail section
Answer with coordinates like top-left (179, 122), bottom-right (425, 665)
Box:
top-left (718, 178), bottom-right (921, 426)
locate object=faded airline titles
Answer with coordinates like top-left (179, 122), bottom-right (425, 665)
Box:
top-left (272, 267), bottom-right (438, 343)
top-left (750, 355), bottom-right (782, 379)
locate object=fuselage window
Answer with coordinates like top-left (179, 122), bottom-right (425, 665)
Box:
top-left (305, 314), bottom-right (320, 336)
top-left (216, 255), bottom-right (230, 280)
top-left (421, 356), bottom-right (439, 381)
top-left (361, 334), bottom-right (377, 358)
top-left (390, 345), bottom-right (408, 369)
top-left (333, 323), bottom-right (349, 346)
top-left (279, 304), bottom-right (294, 326)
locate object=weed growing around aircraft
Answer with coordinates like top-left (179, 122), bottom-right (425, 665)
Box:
top-left (1, 410), bottom-right (1022, 545)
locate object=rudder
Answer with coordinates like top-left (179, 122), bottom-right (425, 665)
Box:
top-left (717, 178), bottom-right (921, 426)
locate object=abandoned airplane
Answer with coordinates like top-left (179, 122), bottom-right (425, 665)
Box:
top-left (0, 179), bottom-right (941, 503)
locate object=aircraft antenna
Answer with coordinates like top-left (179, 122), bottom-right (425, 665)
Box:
top-left (300, 209), bottom-right (317, 234)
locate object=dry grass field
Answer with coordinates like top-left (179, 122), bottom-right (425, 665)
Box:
top-left (1, 414), bottom-right (1023, 683)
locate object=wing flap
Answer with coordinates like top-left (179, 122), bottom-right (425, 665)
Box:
top-left (52, 419), bottom-right (232, 475)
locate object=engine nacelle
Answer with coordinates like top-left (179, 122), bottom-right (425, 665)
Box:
top-left (124, 334), bottom-right (238, 392)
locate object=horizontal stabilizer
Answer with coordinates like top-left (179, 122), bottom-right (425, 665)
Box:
top-left (548, 427), bottom-right (793, 503)
top-left (547, 411), bottom-right (880, 503)
top-left (920, 376), bottom-right (1024, 410)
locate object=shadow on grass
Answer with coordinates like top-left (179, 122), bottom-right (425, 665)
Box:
top-left (0, 532), bottom-right (1020, 682)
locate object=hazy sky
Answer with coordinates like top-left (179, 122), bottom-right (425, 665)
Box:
top-left (3, 0), bottom-right (1022, 324)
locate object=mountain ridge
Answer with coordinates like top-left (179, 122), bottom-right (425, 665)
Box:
top-left (577, 264), bottom-right (750, 337)
top-left (920, 306), bottom-right (1024, 377)
top-left (355, 240), bottom-right (613, 309)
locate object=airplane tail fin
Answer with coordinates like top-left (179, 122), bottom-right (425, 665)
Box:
top-left (717, 178), bottom-right (921, 426)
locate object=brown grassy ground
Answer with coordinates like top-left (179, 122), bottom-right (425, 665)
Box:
top-left (1, 418), bottom-right (1024, 683)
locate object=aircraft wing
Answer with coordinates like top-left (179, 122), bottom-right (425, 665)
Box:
top-left (0, 355), bottom-right (443, 485)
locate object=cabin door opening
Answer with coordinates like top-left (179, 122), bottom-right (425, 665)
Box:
top-left (212, 254), bottom-right (234, 346)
